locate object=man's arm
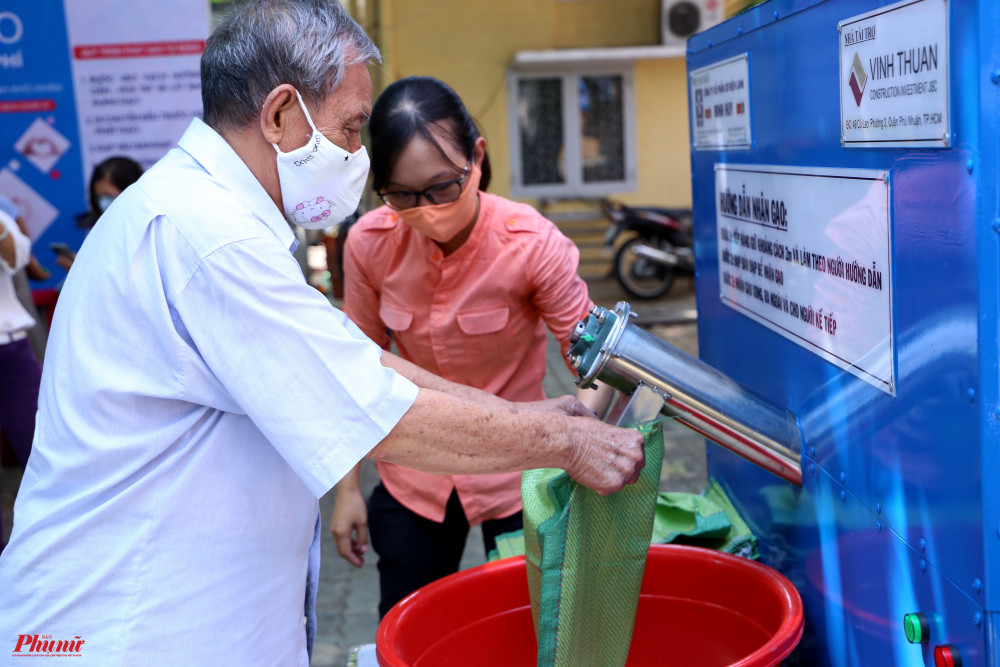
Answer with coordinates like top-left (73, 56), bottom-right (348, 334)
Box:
top-left (380, 349), bottom-right (594, 416)
top-left (367, 387), bottom-right (644, 497)
top-left (331, 350), bottom-right (618, 566)
top-left (376, 350), bottom-right (640, 494)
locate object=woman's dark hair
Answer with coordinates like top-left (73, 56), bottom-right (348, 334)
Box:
top-left (369, 76), bottom-right (491, 194)
top-left (89, 156), bottom-right (144, 218)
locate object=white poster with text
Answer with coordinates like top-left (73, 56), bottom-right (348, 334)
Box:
top-left (65, 0), bottom-right (208, 176)
top-left (716, 164), bottom-right (894, 394)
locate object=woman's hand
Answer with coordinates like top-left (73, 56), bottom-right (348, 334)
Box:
top-left (330, 486), bottom-right (369, 567)
top-left (56, 252), bottom-right (76, 271)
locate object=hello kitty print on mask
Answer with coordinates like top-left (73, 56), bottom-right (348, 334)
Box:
top-left (273, 90), bottom-right (370, 230)
top-left (290, 196), bottom-right (333, 225)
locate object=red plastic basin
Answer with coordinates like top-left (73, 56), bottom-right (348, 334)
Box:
top-left (377, 543), bottom-right (804, 666)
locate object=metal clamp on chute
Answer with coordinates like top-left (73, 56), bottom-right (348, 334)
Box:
top-left (568, 302), bottom-right (804, 486)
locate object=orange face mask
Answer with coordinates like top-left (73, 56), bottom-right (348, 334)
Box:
top-left (398, 164), bottom-right (482, 244)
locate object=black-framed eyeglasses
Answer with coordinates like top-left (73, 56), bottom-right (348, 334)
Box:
top-left (378, 166), bottom-right (469, 211)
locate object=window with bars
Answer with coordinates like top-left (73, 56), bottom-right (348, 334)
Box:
top-left (507, 68), bottom-right (636, 198)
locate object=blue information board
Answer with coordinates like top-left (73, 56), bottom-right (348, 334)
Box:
top-left (0, 1), bottom-right (207, 289)
top-left (0, 3), bottom-right (86, 287)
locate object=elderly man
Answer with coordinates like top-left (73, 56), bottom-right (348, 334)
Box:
top-left (0, 0), bottom-right (644, 664)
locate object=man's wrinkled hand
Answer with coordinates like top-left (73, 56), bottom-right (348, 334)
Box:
top-left (564, 417), bottom-right (646, 496)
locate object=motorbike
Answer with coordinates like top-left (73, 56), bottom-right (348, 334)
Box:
top-left (601, 199), bottom-right (694, 300)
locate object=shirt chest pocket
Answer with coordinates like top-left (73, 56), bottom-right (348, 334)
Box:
top-left (379, 301), bottom-right (414, 333)
top-left (455, 304), bottom-right (510, 358)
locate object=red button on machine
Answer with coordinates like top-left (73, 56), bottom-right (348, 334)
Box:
top-left (934, 644), bottom-right (962, 667)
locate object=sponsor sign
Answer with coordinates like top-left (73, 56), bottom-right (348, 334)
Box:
top-left (839, 0), bottom-right (950, 148)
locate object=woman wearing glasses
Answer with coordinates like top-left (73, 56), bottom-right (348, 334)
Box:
top-left (330, 76), bottom-right (607, 617)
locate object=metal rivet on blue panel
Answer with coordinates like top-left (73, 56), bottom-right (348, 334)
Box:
top-left (919, 538), bottom-right (926, 552)
top-left (875, 502), bottom-right (882, 515)
top-left (968, 388), bottom-right (976, 402)
top-left (975, 612), bottom-right (983, 627)
top-left (840, 490), bottom-right (846, 501)
top-left (967, 159), bottom-right (974, 174)
top-left (839, 472), bottom-right (846, 484)
top-left (992, 70), bottom-right (1000, 85)
top-left (974, 578), bottom-right (982, 593)
top-left (920, 559), bottom-right (927, 573)
top-left (876, 521), bottom-right (882, 532)
top-left (993, 220), bottom-right (1000, 234)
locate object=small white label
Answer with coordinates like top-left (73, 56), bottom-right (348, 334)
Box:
top-left (839, 0), bottom-right (950, 148)
top-left (690, 54), bottom-right (751, 151)
top-left (715, 164), bottom-right (894, 394)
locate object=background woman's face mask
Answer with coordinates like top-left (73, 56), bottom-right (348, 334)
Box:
top-left (398, 163), bottom-right (482, 243)
top-left (272, 90), bottom-right (370, 230)
top-left (96, 195), bottom-right (116, 213)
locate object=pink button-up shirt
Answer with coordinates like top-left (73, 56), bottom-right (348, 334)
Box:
top-left (343, 192), bottom-right (593, 524)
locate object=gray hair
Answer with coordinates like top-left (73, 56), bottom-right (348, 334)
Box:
top-left (201, 0), bottom-right (381, 130)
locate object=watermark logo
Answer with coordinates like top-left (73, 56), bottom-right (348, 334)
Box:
top-left (12, 634), bottom-right (85, 657)
top-left (848, 52), bottom-right (868, 106)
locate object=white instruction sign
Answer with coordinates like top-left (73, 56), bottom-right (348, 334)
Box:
top-left (690, 54), bottom-right (751, 150)
top-left (716, 164), bottom-right (894, 394)
top-left (839, 0), bottom-right (949, 148)
top-left (64, 0), bottom-right (208, 175)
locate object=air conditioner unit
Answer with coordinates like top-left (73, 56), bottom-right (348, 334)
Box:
top-left (661, 0), bottom-right (723, 46)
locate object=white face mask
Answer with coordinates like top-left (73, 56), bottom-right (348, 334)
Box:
top-left (272, 90), bottom-right (370, 230)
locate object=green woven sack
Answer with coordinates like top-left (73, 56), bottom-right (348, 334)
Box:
top-left (522, 422), bottom-right (664, 667)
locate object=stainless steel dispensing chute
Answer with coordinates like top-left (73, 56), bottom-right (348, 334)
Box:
top-left (568, 301), bottom-right (803, 486)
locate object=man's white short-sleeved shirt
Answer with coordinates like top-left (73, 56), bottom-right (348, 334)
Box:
top-left (0, 119), bottom-right (418, 665)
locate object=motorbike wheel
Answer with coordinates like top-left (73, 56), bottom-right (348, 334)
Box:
top-left (614, 236), bottom-right (676, 300)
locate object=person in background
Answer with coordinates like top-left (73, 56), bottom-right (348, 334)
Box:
top-left (0, 207), bottom-right (42, 470)
top-left (0, 2), bottom-right (644, 663)
top-left (0, 195), bottom-right (47, 361)
top-left (58, 156), bottom-right (144, 271)
top-left (330, 76), bottom-right (615, 618)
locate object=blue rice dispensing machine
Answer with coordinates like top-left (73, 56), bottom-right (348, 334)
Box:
top-left (565, 0), bottom-right (998, 663)
top-left (682, 0), bottom-right (1000, 664)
